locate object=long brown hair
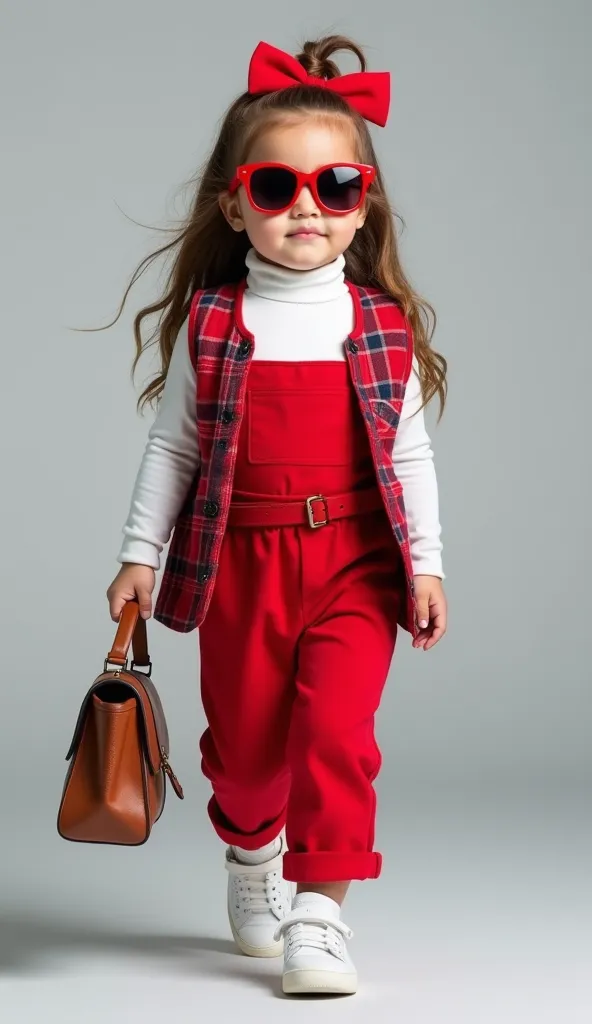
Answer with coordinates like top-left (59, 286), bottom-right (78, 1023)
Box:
top-left (111, 35), bottom-right (447, 416)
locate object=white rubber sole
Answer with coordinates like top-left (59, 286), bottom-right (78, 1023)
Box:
top-left (228, 912), bottom-right (285, 958)
top-left (283, 969), bottom-right (358, 995)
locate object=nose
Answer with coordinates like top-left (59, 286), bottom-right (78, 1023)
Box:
top-left (291, 184), bottom-right (320, 216)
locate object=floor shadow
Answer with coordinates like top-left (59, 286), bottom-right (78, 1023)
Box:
top-left (0, 911), bottom-right (281, 994)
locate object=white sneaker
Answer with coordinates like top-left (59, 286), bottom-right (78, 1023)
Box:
top-left (274, 893), bottom-right (357, 995)
top-left (226, 833), bottom-right (293, 957)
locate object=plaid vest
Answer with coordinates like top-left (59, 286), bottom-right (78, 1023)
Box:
top-left (153, 279), bottom-right (418, 636)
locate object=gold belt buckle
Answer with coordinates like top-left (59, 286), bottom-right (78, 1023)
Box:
top-left (306, 495), bottom-right (329, 529)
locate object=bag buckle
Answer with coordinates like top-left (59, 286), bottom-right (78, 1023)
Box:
top-left (131, 659), bottom-right (153, 677)
top-left (306, 495), bottom-right (329, 529)
top-left (104, 658), bottom-right (127, 675)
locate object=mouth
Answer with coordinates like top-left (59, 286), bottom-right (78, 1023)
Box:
top-left (288, 229), bottom-right (325, 238)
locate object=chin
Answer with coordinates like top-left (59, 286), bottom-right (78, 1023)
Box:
top-left (285, 244), bottom-right (332, 267)
top-left (289, 256), bottom-right (324, 272)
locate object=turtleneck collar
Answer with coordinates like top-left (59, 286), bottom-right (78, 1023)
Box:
top-left (244, 246), bottom-right (348, 304)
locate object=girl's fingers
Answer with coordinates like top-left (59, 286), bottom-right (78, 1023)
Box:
top-left (428, 606), bottom-right (447, 630)
top-left (136, 588), bottom-right (153, 619)
top-left (424, 630), bottom-right (442, 650)
top-left (107, 583), bottom-right (144, 622)
top-left (415, 600), bottom-right (430, 631)
top-left (428, 600), bottom-right (446, 621)
top-left (109, 595), bottom-right (126, 622)
top-left (423, 618), bottom-right (446, 650)
top-left (413, 607), bottom-right (447, 649)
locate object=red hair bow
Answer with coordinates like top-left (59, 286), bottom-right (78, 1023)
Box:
top-left (248, 41), bottom-right (391, 128)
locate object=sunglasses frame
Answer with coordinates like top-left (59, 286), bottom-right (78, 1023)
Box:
top-left (228, 162), bottom-right (376, 215)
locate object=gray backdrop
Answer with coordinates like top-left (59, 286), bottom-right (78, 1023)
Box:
top-left (1, 1), bottom-right (590, 1021)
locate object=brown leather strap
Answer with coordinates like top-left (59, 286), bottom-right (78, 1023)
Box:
top-left (227, 488), bottom-right (384, 529)
top-left (106, 600), bottom-right (150, 668)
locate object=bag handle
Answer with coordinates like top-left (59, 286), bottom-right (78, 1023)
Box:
top-left (105, 599), bottom-right (151, 675)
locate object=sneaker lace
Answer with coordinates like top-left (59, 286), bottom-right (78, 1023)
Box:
top-left (226, 854), bottom-right (288, 916)
top-left (274, 913), bottom-right (353, 960)
top-left (234, 869), bottom-right (284, 914)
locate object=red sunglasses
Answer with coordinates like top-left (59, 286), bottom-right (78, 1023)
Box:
top-left (228, 162), bottom-right (376, 215)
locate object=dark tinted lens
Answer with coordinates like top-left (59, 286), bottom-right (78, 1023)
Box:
top-left (250, 167), bottom-right (298, 210)
top-left (317, 166), bottom-right (364, 211)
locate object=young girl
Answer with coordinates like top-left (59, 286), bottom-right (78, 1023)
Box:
top-left (106, 35), bottom-right (447, 996)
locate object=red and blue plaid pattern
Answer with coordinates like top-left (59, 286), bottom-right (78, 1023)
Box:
top-left (153, 279), bottom-right (417, 636)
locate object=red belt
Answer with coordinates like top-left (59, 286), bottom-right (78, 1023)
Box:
top-left (227, 488), bottom-right (384, 529)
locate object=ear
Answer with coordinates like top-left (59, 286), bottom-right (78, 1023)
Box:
top-left (218, 191), bottom-right (246, 232)
top-left (355, 204), bottom-right (367, 231)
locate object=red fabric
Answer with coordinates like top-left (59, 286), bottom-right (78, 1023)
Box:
top-left (248, 40), bottom-right (391, 127)
top-left (198, 362), bottom-right (404, 882)
top-left (153, 280), bottom-right (417, 637)
top-left (232, 360), bottom-right (375, 496)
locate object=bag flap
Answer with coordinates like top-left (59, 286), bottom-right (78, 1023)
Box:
top-left (65, 669), bottom-right (169, 776)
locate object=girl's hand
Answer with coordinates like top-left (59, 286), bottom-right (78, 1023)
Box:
top-left (412, 575), bottom-right (447, 651)
top-left (106, 564), bottom-right (156, 622)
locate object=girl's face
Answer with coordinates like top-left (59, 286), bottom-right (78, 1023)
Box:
top-left (219, 120), bottom-right (367, 271)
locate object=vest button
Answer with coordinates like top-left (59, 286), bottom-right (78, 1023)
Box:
top-left (238, 340), bottom-right (251, 358)
top-left (217, 438), bottom-right (228, 451)
top-left (198, 567), bottom-right (212, 583)
top-left (204, 500), bottom-right (219, 518)
top-left (348, 340), bottom-right (359, 354)
top-left (221, 409), bottom-right (233, 424)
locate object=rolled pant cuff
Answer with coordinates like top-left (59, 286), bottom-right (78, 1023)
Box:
top-left (206, 796), bottom-right (286, 850)
top-left (283, 851), bottom-right (382, 882)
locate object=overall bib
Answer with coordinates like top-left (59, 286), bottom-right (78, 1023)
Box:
top-left (198, 360), bottom-right (405, 883)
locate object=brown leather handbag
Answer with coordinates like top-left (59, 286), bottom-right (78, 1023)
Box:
top-left (57, 599), bottom-right (184, 846)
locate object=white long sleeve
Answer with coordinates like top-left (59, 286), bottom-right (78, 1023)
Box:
top-left (393, 359), bottom-right (444, 578)
top-left (118, 248), bottom-right (444, 577)
top-left (118, 318), bottom-right (199, 569)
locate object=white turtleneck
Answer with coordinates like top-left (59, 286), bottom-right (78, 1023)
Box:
top-left (117, 248), bottom-right (444, 578)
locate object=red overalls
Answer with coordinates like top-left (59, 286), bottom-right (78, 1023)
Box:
top-left (198, 360), bottom-right (405, 883)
